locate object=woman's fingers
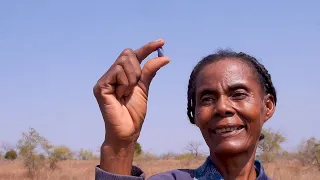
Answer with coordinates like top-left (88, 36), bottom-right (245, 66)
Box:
top-left (116, 49), bottom-right (142, 97)
top-left (113, 65), bottom-right (129, 99)
top-left (94, 39), bottom-right (167, 100)
top-left (138, 56), bottom-right (170, 94)
top-left (134, 39), bottom-right (165, 62)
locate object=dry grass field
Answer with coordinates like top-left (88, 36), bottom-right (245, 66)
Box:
top-left (0, 157), bottom-right (320, 180)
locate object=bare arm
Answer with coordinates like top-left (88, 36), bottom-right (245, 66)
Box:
top-left (93, 39), bottom-right (169, 178)
top-left (100, 141), bottom-right (136, 175)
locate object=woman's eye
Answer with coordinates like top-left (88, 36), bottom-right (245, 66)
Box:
top-left (232, 92), bottom-right (247, 100)
top-left (201, 97), bottom-right (215, 104)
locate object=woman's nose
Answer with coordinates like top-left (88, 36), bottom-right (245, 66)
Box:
top-left (213, 96), bottom-right (235, 117)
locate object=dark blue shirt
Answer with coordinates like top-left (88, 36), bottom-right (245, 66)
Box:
top-left (95, 156), bottom-right (271, 180)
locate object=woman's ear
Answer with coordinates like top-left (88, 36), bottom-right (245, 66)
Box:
top-left (264, 94), bottom-right (276, 123)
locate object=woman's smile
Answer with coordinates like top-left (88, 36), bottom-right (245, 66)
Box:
top-left (211, 124), bottom-right (245, 135)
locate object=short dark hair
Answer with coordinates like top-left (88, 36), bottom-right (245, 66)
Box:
top-left (187, 49), bottom-right (277, 124)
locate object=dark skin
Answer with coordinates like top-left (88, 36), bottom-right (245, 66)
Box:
top-left (94, 39), bottom-right (170, 174)
top-left (94, 39), bottom-right (275, 179)
top-left (194, 58), bottom-right (275, 180)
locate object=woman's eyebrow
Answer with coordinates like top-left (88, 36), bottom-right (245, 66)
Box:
top-left (228, 83), bottom-right (249, 91)
top-left (196, 87), bottom-right (217, 98)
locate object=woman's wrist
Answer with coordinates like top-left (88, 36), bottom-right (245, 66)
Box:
top-left (99, 140), bottom-right (136, 175)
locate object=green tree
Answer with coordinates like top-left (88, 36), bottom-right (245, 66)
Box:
top-left (298, 137), bottom-right (320, 170)
top-left (258, 128), bottom-right (286, 152)
top-left (16, 127), bottom-right (53, 177)
top-left (257, 128), bottom-right (286, 162)
top-left (135, 142), bottom-right (142, 156)
top-left (5, 150), bottom-right (17, 160)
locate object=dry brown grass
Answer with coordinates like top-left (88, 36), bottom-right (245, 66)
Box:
top-left (0, 159), bottom-right (96, 180)
top-left (0, 158), bottom-right (319, 180)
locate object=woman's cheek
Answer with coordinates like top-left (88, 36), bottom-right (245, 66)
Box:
top-left (195, 106), bottom-right (213, 128)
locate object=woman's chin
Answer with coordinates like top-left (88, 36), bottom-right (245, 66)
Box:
top-left (215, 144), bottom-right (247, 155)
top-left (210, 139), bottom-right (251, 155)
top-left (201, 128), bottom-right (255, 155)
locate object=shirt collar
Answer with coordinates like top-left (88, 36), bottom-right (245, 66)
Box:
top-left (194, 156), bottom-right (270, 180)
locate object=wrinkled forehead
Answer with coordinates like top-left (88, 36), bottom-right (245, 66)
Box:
top-left (195, 58), bottom-right (258, 88)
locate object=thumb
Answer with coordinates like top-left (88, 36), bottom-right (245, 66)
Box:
top-left (138, 56), bottom-right (170, 94)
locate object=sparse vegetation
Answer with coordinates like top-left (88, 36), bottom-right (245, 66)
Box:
top-left (297, 137), bottom-right (320, 170)
top-left (4, 150), bottom-right (17, 160)
top-left (0, 127), bottom-right (320, 179)
top-left (257, 128), bottom-right (286, 163)
top-left (185, 141), bottom-right (202, 157)
top-left (16, 128), bottom-right (51, 177)
top-left (15, 128), bottom-right (76, 177)
top-left (49, 145), bottom-right (74, 169)
top-left (78, 148), bottom-right (94, 160)
top-left (135, 142), bottom-right (142, 156)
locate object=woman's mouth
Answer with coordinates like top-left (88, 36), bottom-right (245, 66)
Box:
top-left (211, 125), bottom-right (246, 137)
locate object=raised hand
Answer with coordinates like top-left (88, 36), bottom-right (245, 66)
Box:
top-left (93, 39), bottom-right (170, 145)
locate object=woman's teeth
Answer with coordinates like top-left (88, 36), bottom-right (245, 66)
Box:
top-left (214, 126), bottom-right (244, 134)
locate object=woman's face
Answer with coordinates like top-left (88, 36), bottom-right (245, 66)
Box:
top-left (194, 58), bottom-right (275, 155)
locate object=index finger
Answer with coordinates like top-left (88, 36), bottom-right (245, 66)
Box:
top-left (134, 39), bottom-right (165, 63)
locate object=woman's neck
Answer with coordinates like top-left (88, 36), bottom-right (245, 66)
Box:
top-left (210, 148), bottom-right (257, 180)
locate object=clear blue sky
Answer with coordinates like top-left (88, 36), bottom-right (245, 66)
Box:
top-left (1, 1), bottom-right (320, 155)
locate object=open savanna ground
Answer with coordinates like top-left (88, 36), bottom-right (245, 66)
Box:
top-left (1, 157), bottom-right (320, 180)
top-left (1, 128), bottom-right (320, 180)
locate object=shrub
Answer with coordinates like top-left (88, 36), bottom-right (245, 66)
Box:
top-left (176, 153), bottom-right (194, 160)
top-left (159, 152), bottom-right (178, 160)
top-left (5, 150), bottom-right (17, 160)
top-left (258, 128), bottom-right (286, 153)
top-left (17, 127), bottom-right (53, 177)
top-left (256, 152), bottom-right (276, 163)
top-left (49, 146), bottom-right (73, 169)
top-left (38, 154), bottom-right (45, 160)
top-left (135, 142), bottom-right (142, 156)
top-left (297, 137), bottom-right (320, 170)
top-left (78, 148), bottom-right (93, 160)
top-left (50, 146), bottom-right (73, 161)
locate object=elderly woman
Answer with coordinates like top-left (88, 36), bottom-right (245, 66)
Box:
top-left (93, 39), bottom-right (276, 180)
